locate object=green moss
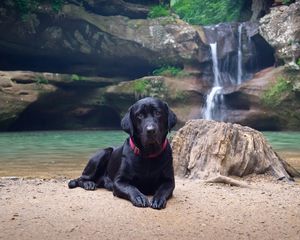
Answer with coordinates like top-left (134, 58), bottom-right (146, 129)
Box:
top-left (262, 76), bottom-right (293, 108)
top-left (153, 65), bottom-right (189, 77)
top-left (71, 74), bottom-right (82, 81)
top-left (133, 79), bottom-right (150, 94)
top-left (297, 58), bottom-right (300, 67)
top-left (132, 78), bottom-right (168, 99)
top-left (172, 0), bottom-right (244, 25)
top-left (35, 75), bottom-right (49, 85)
top-left (148, 5), bottom-right (171, 19)
top-left (282, 0), bottom-right (295, 5)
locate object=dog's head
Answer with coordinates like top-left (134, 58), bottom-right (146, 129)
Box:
top-left (121, 97), bottom-right (177, 155)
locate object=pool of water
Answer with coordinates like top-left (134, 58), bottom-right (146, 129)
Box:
top-left (0, 131), bottom-right (299, 178)
top-left (0, 131), bottom-right (126, 178)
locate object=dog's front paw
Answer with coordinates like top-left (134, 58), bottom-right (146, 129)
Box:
top-left (82, 181), bottom-right (96, 190)
top-left (131, 194), bottom-right (150, 208)
top-left (151, 197), bottom-right (167, 210)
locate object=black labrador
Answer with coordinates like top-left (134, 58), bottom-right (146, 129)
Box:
top-left (68, 97), bottom-right (177, 209)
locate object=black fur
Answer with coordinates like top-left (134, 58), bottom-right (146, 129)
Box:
top-left (68, 97), bottom-right (177, 209)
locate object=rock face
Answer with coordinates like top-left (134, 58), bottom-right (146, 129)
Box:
top-left (171, 119), bottom-right (300, 180)
top-left (81, 0), bottom-right (151, 19)
top-left (0, 71), bottom-right (124, 130)
top-left (0, 2), bottom-right (206, 77)
top-left (0, 0), bottom-right (299, 131)
top-left (250, 0), bottom-right (273, 21)
top-left (103, 75), bottom-right (204, 126)
top-left (223, 67), bottom-right (300, 130)
top-left (259, 1), bottom-right (300, 67)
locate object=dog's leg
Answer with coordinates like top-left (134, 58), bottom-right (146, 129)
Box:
top-left (151, 159), bottom-right (175, 210)
top-left (68, 148), bottom-right (113, 190)
top-left (113, 179), bottom-right (150, 208)
top-left (151, 179), bottom-right (175, 210)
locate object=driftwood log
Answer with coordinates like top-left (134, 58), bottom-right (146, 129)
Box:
top-left (171, 120), bottom-right (300, 182)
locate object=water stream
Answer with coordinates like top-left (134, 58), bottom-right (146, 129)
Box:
top-left (203, 23), bottom-right (246, 121)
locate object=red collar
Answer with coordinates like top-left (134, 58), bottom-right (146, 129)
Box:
top-left (129, 137), bottom-right (168, 158)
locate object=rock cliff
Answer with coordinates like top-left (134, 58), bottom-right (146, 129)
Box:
top-left (259, 1), bottom-right (300, 68)
top-left (0, 0), bottom-right (299, 131)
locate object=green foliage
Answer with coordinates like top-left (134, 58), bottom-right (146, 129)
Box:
top-left (12, 0), bottom-right (64, 17)
top-left (172, 0), bottom-right (244, 25)
top-left (148, 5), bottom-right (171, 18)
top-left (153, 65), bottom-right (188, 77)
top-left (71, 74), bottom-right (82, 81)
top-left (133, 79), bottom-right (149, 94)
top-left (262, 77), bottom-right (293, 108)
top-left (35, 75), bottom-right (49, 85)
top-left (282, 0), bottom-right (294, 5)
top-left (133, 78), bottom-right (168, 99)
top-left (297, 58), bottom-right (300, 66)
top-left (51, 0), bottom-right (64, 13)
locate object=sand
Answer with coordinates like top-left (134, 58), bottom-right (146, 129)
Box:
top-left (0, 176), bottom-right (300, 240)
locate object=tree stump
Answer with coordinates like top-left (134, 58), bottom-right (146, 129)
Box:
top-left (171, 120), bottom-right (300, 181)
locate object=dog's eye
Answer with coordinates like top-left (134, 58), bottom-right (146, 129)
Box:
top-left (154, 111), bottom-right (161, 117)
top-left (137, 113), bottom-right (144, 119)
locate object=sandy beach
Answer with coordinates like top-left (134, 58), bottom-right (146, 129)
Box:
top-left (0, 176), bottom-right (299, 240)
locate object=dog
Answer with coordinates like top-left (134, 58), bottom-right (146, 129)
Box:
top-left (68, 97), bottom-right (177, 209)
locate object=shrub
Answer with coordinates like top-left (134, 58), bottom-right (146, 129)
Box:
top-left (148, 5), bottom-right (171, 18)
top-left (262, 77), bottom-right (293, 108)
top-left (172, 0), bottom-right (244, 25)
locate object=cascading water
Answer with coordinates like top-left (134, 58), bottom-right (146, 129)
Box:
top-left (203, 42), bottom-right (224, 120)
top-left (237, 24), bottom-right (243, 85)
top-left (203, 23), bottom-right (247, 121)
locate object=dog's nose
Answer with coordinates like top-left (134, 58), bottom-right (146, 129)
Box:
top-left (146, 125), bottom-right (156, 135)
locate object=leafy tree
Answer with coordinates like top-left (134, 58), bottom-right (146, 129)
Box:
top-left (172, 0), bottom-right (244, 25)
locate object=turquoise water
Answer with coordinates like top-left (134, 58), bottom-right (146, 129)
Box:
top-left (263, 132), bottom-right (300, 151)
top-left (0, 131), bottom-right (126, 178)
top-left (0, 131), bottom-right (299, 178)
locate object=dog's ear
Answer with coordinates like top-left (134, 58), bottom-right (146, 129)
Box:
top-left (121, 107), bottom-right (134, 136)
top-left (164, 103), bottom-right (177, 132)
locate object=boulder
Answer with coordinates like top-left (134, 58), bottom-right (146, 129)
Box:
top-left (171, 119), bottom-right (300, 181)
top-left (259, 1), bottom-right (300, 66)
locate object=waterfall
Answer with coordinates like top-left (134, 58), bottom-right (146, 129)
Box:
top-left (202, 23), bottom-right (248, 121)
top-left (237, 24), bottom-right (243, 85)
top-left (211, 43), bottom-right (220, 86)
top-left (203, 43), bottom-right (223, 120)
top-left (203, 86), bottom-right (222, 120)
